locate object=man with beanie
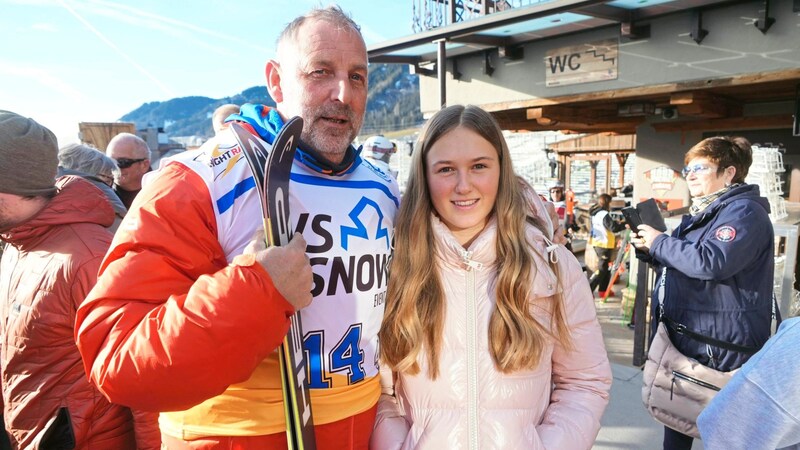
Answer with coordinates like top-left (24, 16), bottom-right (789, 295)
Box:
top-left (105, 132), bottom-right (151, 209)
top-left (0, 110), bottom-right (160, 449)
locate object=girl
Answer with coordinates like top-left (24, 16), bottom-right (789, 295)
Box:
top-left (372, 105), bottom-right (611, 449)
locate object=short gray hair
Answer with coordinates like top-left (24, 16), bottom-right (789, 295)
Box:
top-left (277, 5), bottom-right (362, 48)
top-left (59, 143), bottom-right (118, 179)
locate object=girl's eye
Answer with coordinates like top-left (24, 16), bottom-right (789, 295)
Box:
top-left (437, 167), bottom-right (454, 173)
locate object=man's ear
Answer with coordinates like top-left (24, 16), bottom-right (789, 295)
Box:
top-left (265, 60), bottom-right (283, 103)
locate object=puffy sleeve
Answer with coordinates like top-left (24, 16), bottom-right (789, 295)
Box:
top-left (75, 162), bottom-right (294, 412)
top-left (536, 247), bottom-right (612, 449)
top-left (370, 365), bottom-right (409, 450)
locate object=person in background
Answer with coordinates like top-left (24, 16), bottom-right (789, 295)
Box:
top-left (0, 110), bottom-right (159, 450)
top-left (362, 135), bottom-right (398, 179)
top-left (632, 136), bottom-right (774, 450)
top-left (75, 6), bottom-right (398, 449)
top-left (697, 317), bottom-right (800, 449)
top-left (58, 143), bottom-right (127, 232)
top-left (212, 104), bottom-right (240, 135)
top-left (517, 176), bottom-right (568, 246)
top-left (565, 187), bottom-right (576, 229)
top-left (589, 193), bottom-right (625, 297)
top-left (372, 105), bottom-right (611, 449)
top-left (549, 182), bottom-right (573, 247)
top-left (105, 132), bottom-right (150, 209)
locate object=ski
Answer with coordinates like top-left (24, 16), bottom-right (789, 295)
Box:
top-left (231, 119), bottom-right (316, 450)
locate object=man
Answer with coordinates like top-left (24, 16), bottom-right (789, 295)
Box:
top-left (0, 110), bottom-right (159, 449)
top-left (211, 103), bottom-right (240, 135)
top-left (75, 6), bottom-right (399, 449)
top-left (105, 132), bottom-right (150, 208)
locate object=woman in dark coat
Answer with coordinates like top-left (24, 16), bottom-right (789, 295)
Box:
top-left (633, 136), bottom-right (774, 450)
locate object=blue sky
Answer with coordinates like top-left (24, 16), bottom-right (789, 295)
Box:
top-left (0, 0), bottom-right (413, 144)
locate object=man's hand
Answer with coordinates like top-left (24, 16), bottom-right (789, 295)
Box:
top-left (246, 231), bottom-right (313, 310)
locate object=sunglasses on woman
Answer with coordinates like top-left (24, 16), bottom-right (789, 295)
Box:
top-left (115, 157), bottom-right (146, 169)
top-left (681, 163), bottom-right (715, 177)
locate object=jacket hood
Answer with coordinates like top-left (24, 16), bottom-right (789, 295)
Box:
top-left (1, 175), bottom-right (114, 248)
top-left (57, 166), bottom-right (128, 217)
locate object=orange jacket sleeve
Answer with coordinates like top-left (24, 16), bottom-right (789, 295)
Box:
top-left (75, 162), bottom-right (294, 412)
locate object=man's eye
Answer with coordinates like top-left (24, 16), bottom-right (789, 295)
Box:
top-left (350, 74), bottom-right (366, 83)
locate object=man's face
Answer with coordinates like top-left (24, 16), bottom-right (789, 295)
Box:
top-left (273, 19), bottom-right (368, 165)
top-left (106, 139), bottom-right (149, 191)
top-left (0, 193), bottom-right (32, 232)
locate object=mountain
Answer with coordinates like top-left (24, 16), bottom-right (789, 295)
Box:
top-left (120, 64), bottom-right (422, 138)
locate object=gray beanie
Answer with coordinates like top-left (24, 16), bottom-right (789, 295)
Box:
top-left (0, 110), bottom-right (58, 196)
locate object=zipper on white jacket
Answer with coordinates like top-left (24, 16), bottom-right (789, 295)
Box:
top-left (463, 251), bottom-right (479, 450)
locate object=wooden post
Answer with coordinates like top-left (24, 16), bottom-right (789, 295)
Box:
top-left (616, 153), bottom-right (629, 187)
top-left (565, 155), bottom-right (572, 190)
top-left (589, 160), bottom-right (599, 196)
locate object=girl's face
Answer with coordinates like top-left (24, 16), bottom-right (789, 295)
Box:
top-left (683, 156), bottom-right (734, 198)
top-left (426, 126), bottom-right (500, 247)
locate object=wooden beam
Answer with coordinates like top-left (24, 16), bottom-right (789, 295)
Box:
top-left (527, 105), bottom-right (608, 122)
top-left (570, 154), bottom-right (613, 161)
top-left (554, 148), bottom-right (634, 155)
top-left (652, 114), bottom-right (793, 132)
top-left (670, 91), bottom-right (742, 118)
top-left (499, 118), bottom-right (640, 134)
top-left (481, 68), bottom-right (800, 112)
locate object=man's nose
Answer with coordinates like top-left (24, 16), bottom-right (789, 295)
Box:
top-left (331, 77), bottom-right (352, 104)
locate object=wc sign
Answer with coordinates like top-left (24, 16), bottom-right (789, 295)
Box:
top-left (545, 39), bottom-right (618, 87)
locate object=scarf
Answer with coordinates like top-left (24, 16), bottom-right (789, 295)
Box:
top-left (690, 183), bottom-right (741, 216)
top-left (229, 104), bottom-right (361, 176)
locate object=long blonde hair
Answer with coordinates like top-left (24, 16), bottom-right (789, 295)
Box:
top-left (379, 105), bottom-right (572, 378)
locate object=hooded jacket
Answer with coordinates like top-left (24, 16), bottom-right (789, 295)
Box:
top-left (0, 176), bottom-right (157, 449)
top-left (372, 217), bottom-right (611, 450)
top-left (643, 183), bottom-right (774, 371)
top-left (75, 105), bottom-right (399, 443)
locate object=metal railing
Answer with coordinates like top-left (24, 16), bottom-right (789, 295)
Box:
top-left (412, 0), bottom-right (552, 32)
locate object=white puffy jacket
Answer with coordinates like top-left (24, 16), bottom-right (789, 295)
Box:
top-left (372, 216), bottom-right (612, 450)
